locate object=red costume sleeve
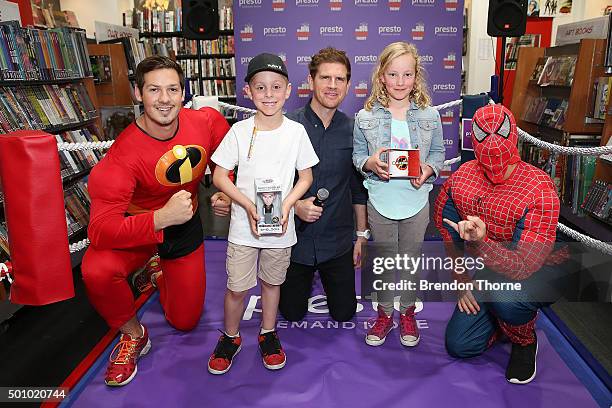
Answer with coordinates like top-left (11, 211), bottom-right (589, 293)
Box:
top-left (433, 177), bottom-right (472, 284)
top-left (469, 186), bottom-right (559, 280)
top-left (87, 160), bottom-right (164, 249)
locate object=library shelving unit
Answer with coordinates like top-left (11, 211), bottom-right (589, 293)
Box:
top-left (139, 29), bottom-right (236, 108)
top-left (510, 38), bottom-right (611, 243)
top-left (0, 23), bottom-right (107, 319)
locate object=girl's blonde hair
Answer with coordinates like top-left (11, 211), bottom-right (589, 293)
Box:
top-left (364, 42), bottom-right (432, 111)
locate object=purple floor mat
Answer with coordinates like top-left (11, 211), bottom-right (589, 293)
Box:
top-left (66, 241), bottom-right (599, 408)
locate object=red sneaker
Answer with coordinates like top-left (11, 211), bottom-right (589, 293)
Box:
top-left (131, 255), bottom-right (162, 293)
top-left (105, 326), bottom-right (151, 386)
top-left (399, 305), bottom-right (420, 347)
top-left (365, 306), bottom-right (393, 346)
top-left (258, 331), bottom-right (286, 370)
top-left (208, 331), bottom-right (242, 375)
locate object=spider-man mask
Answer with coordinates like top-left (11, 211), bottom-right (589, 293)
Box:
top-left (471, 104), bottom-right (521, 184)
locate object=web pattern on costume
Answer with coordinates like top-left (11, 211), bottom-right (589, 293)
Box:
top-left (472, 104), bottom-right (520, 181)
top-left (434, 160), bottom-right (560, 281)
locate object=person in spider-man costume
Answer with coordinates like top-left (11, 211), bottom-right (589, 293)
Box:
top-left (81, 56), bottom-right (230, 387)
top-left (433, 104), bottom-right (562, 385)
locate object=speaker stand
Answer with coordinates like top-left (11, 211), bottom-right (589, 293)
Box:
top-left (196, 40), bottom-right (204, 96)
top-left (499, 36), bottom-right (507, 105)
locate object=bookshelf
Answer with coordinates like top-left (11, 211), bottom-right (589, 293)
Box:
top-left (124, 4), bottom-right (235, 111)
top-left (0, 22), bottom-right (106, 270)
top-left (510, 39), bottom-right (611, 241)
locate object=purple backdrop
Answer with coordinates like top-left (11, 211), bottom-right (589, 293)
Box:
top-left (234, 0), bottom-right (463, 179)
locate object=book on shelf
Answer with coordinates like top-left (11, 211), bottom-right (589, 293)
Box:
top-left (54, 124), bottom-right (105, 179)
top-left (535, 55), bottom-right (577, 87)
top-left (592, 77), bottom-right (612, 120)
top-left (504, 34), bottom-right (541, 70)
top-left (581, 180), bottom-right (612, 223)
top-left (600, 136), bottom-right (612, 163)
top-left (519, 136), bottom-right (600, 214)
top-left (530, 57), bottom-right (547, 82)
top-left (220, 5), bottom-right (233, 30)
top-left (31, 5), bottom-right (47, 28)
top-left (0, 21), bottom-right (92, 81)
top-left (0, 83), bottom-right (97, 134)
top-left (0, 223), bottom-right (10, 260)
top-left (90, 55), bottom-right (112, 83)
top-left (64, 181), bottom-right (91, 237)
top-left (522, 95), bottom-right (568, 129)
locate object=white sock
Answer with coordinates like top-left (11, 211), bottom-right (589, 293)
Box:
top-left (225, 330), bottom-right (240, 338)
top-left (260, 327), bottom-right (275, 335)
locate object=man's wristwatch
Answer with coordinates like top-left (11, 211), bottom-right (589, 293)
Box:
top-left (356, 229), bottom-right (371, 239)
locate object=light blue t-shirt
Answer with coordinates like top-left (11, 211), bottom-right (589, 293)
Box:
top-left (365, 119), bottom-right (431, 220)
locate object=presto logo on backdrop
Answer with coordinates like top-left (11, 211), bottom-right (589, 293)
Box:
top-left (353, 54), bottom-right (377, 65)
top-left (355, 0), bottom-right (378, 6)
top-left (411, 0), bottom-right (434, 6)
top-left (296, 0), bottom-right (319, 6)
top-left (320, 25), bottom-right (343, 36)
top-left (240, 56), bottom-right (254, 66)
top-left (263, 26), bottom-right (287, 37)
top-left (432, 83), bottom-right (456, 93)
top-left (296, 55), bottom-right (312, 65)
top-left (238, 0), bottom-right (262, 8)
top-left (434, 25), bottom-right (459, 37)
top-left (419, 54), bottom-right (434, 66)
top-left (378, 25), bottom-right (401, 36)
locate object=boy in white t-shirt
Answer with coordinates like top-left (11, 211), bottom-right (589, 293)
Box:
top-left (208, 53), bottom-right (319, 374)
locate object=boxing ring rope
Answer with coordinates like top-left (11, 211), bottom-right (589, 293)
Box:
top-left (52, 98), bottom-right (612, 256)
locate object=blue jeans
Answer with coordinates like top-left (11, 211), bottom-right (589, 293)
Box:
top-left (444, 300), bottom-right (548, 358)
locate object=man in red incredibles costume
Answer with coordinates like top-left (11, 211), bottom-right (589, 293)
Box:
top-left (81, 56), bottom-right (230, 387)
top-left (434, 104), bottom-right (561, 384)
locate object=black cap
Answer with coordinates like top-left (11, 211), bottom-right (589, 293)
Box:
top-left (244, 53), bottom-right (289, 83)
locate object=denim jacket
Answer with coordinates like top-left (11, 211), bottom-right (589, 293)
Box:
top-left (352, 101), bottom-right (446, 183)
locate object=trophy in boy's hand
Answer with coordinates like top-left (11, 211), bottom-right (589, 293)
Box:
top-left (255, 178), bottom-right (283, 235)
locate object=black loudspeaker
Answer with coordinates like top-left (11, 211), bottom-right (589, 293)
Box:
top-left (487, 0), bottom-right (528, 37)
top-left (182, 0), bottom-right (219, 40)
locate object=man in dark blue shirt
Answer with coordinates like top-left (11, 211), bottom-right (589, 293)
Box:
top-left (279, 47), bottom-right (368, 322)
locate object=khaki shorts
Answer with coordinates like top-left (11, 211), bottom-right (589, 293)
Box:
top-left (226, 242), bottom-right (291, 291)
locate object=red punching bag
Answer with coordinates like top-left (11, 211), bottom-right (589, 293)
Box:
top-left (0, 130), bottom-right (74, 305)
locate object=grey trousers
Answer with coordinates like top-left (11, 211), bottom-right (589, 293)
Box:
top-left (367, 201), bottom-right (430, 315)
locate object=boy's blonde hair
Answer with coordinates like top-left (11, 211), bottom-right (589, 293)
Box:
top-left (364, 42), bottom-right (431, 111)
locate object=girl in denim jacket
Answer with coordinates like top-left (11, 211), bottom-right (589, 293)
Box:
top-left (353, 42), bottom-right (445, 348)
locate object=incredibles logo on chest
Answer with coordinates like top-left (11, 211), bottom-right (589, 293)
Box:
top-left (155, 144), bottom-right (207, 186)
top-left (392, 155), bottom-right (408, 170)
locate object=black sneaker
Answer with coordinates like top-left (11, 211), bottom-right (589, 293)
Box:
top-left (258, 331), bottom-right (286, 370)
top-left (506, 334), bottom-right (538, 384)
top-left (207, 330), bottom-right (242, 375)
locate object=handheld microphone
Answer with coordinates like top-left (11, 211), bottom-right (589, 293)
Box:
top-left (313, 188), bottom-right (330, 207)
top-left (298, 188), bottom-right (329, 232)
